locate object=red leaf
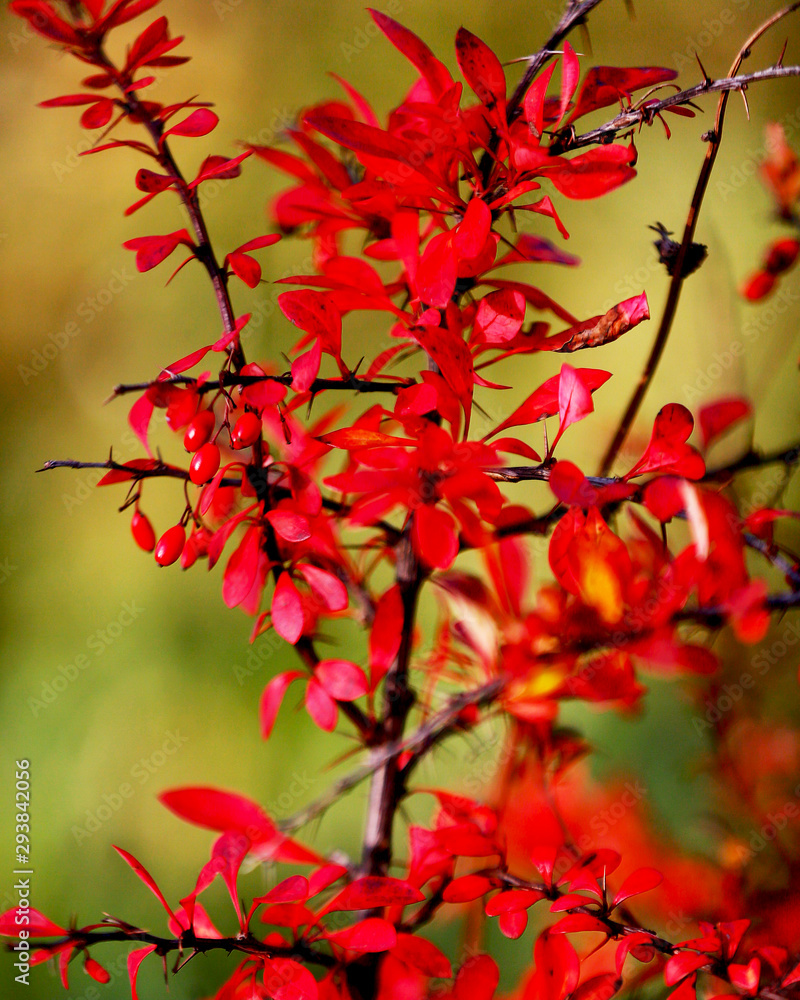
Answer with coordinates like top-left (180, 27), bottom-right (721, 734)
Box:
top-left (485, 889), bottom-right (544, 915)
top-left (279, 290), bottom-right (342, 358)
top-left (264, 958), bottom-right (319, 1000)
top-left (326, 877), bottom-right (425, 912)
top-left (97, 457), bottom-right (159, 486)
top-left (266, 510), bottom-right (312, 543)
top-left (413, 504), bottom-right (458, 570)
top-left (545, 145), bottom-right (637, 200)
top-left (443, 875), bottom-right (495, 903)
top-left (549, 461), bottom-right (597, 507)
top-left (0, 907), bottom-right (65, 937)
top-left (454, 955), bottom-right (499, 1000)
top-left (260, 671), bottom-right (304, 739)
top-left (161, 345), bottom-right (211, 377)
top-left (123, 228), bottom-right (194, 272)
top-left (553, 363), bottom-right (596, 450)
top-left (163, 108), bottom-right (219, 140)
top-left (414, 322), bottom-right (473, 424)
top-left (698, 397), bottom-right (752, 450)
top-left (455, 198), bottom-right (492, 258)
top-left (568, 66), bottom-right (678, 123)
top-left (664, 952), bottom-right (709, 986)
top-left (316, 659), bottom-right (369, 701)
top-left (550, 292), bottom-right (649, 353)
top-left (524, 63), bottom-right (557, 135)
top-left (228, 251), bottom-right (261, 288)
top-left (272, 573), bottom-right (305, 644)
top-left (257, 875), bottom-right (310, 905)
top-left (291, 340), bottom-right (322, 393)
top-left (10, 2), bottom-right (81, 44)
top-left (191, 149), bottom-right (253, 186)
top-left (531, 931), bottom-right (580, 1000)
top-left (728, 958), bottom-right (761, 996)
top-left (393, 933), bottom-right (453, 978)
top-left (158, 787), bottom-right (277, 840)
top-left (473, 289), bottom-right (526, 344)
top-left (222, 524), bottom-right (262, 609)
top-left (557, 41), bottom-right (580, 123)
top-left (486, 368), bottom-right (610, 439)
top-left (328, 917), bottom-right (397, 953)
top-left (611, 868), bottom-right (663, 908)
top-left (305, 679), bottom-right (338, 732)
top-left (113, 846), bottom-right (176, 921)
top-left (625, 403), bottom-right (705, 480)
top-left (213, 312), bottom-right (252, 352)
top-left (499, 909), bottom-right (528, 939)
top-left (368, 10), bottom-right (453, 97)
top-left (455, 27), bottom-right (506, 109)
top-left (297, 564), bottom-right (348, 612)
top-left (370, 585), bottom-right (403, 684)
top-left (81, 98), bottom-right (114, 129)
top-left (416, 232), bottom-right (457, 308)
top-left (782, 960), bottom-right (800, 988)
top-left (127, 945), bottom-right (157, 1000)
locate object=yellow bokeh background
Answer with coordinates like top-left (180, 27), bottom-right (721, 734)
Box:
top-left (0, 1), bottom-right (799, 998)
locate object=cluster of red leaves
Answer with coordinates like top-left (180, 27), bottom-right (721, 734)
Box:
top-left (7, 4), bottom-right (800, 1000)
top-left (741, 124), bottom-right (800, 301)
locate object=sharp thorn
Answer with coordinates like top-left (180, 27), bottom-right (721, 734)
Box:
top-left (694, 52), bottom-right (710, 84)
top-left (740, 87), bottom-right (751, 121)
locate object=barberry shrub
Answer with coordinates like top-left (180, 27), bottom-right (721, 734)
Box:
top-left (4, 3), bottom-right (800, 1000)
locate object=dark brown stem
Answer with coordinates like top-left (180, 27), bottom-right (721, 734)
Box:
top-left (109, 372), bottom-right (414, 398)
top-left (4, 928), bottom-right (335, 967)
top-left (361, 531), bottom-right (422, 877)
top-left (479, 0), bottom-right (606, 187)
top-left (506, 0), bottom-right (607, 123)
top-left (279, 678), bottom-right (505, 834)
top-left (92, 46), bottom-right (244, 368)
top-left (598, 2), bottom-right (800, 476)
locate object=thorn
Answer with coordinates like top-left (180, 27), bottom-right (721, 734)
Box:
top-left (740, 86), bottom-right (751, 121)
top-left (694, 52), bottom-right (710, 85)
top-left (777, 38), bottom-right (788, 67)
top-left (624, 0), bottom-right (636, 17)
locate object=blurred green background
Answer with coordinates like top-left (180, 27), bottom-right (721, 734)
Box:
top-left (1, 1), bottom-right (799, 997)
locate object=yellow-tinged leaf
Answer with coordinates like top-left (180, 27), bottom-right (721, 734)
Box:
top-left (579, 555), bottom-right (623, 623)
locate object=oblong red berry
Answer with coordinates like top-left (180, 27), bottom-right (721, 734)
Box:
top-left (184, 409), bottom-right (215, 452)
top-left (189, 442), bottom-right (221, 484)
top-left (131, 510), bottom-right (156, 553)
top-left (155, 524), bottom-right (186, 566)
top-left (231, 411), bottom-right (262, 449)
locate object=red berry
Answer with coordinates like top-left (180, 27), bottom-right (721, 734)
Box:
top-left (190, 442), bottom-right (221, 484)
top-left (154, 524), bottom-right (186, 566)
top-left (184, 409), bottom-right (215, 452)
top-left (130, 510), bottom-right (156, 553)
top-left (765, 237), bottom-right (800, 275)
top-left (231, 411), bottom-right (262, 449)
